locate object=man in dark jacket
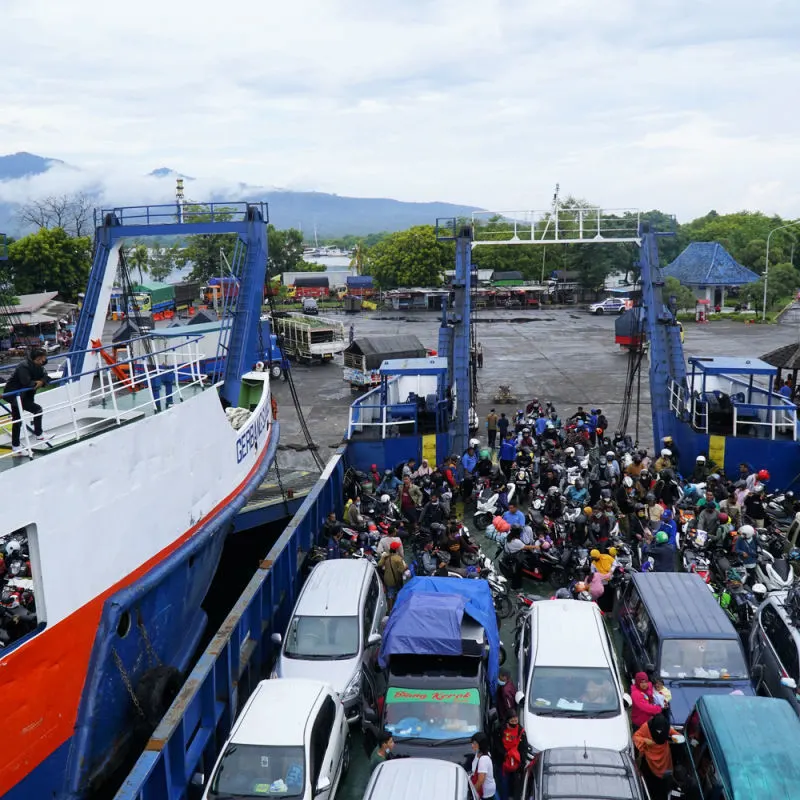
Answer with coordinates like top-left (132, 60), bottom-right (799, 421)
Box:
top-left (496, 667), bottom-right (519, 724)
top-left (2, 347), bottom-right (50, 455)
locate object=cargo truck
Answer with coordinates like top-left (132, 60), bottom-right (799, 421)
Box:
top-left (343, 334), bottom-right (427, 389)
top-left (271, 311), bottom-right (346, 364)
top-left (290, 275), bottom-right (330, 299)
top-left (130, 282), bottom-right (176, 315)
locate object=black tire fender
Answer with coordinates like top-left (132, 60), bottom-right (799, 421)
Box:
top-left (134, 665), bottom-right (183, 728)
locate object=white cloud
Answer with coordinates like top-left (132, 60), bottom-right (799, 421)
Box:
top-left (1, 0), bottom-right (800, 222)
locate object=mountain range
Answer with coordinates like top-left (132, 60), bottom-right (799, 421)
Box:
top-left (0, 152), bottom-right (482, 238)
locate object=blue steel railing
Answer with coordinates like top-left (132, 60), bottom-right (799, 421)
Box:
top-left (93, 202), bottom-right (268, 228)
top-left (114, 450), bottom-right (347, 800)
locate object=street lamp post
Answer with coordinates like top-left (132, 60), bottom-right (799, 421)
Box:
top-left (763, 221), bottom-right (800, 320)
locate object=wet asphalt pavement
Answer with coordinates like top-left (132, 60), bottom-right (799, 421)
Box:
top-left (274, 307), bottom-right (800, 471)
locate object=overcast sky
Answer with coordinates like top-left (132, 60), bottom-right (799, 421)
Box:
top-left (3, 0), bottom-right (800, 221)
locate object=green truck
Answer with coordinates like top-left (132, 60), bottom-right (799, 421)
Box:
top-left (270, 312), bottom-right (346, 364)
top-left (130, 282), bottom-right (176, 314)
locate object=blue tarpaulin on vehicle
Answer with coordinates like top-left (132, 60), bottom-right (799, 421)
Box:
top-left (379, 577), bottom-right (501, 692)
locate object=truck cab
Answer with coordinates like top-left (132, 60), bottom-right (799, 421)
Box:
top-left (361, 578), bottom-right (500, 770)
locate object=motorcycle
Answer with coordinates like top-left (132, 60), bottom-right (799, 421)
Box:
top-left (682, 528), bottom-right (711, 583)
top-left (474, 482), bottom-right (515, 530)
top-left (513, 468), bottom-right (534, 505)
top-left (497, 542), bottom-right (569, 587)
top-left (753, 549), bottom-right (794, 593)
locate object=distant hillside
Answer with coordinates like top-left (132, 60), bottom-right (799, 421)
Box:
top-left (0, 151), bottom-right (65, 181)
top-left (0, 151), bottom-right (483, 237)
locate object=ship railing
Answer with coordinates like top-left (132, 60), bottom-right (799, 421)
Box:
top-left (94, 201), bottom-right (267, 228)
top-left (347, 379), bottom-right (419, 438)
top-left (113, 452), bottom-right (348, 800)
top-left (0, 335), bottom-right (207, 461)
top-left (732, 401), bottom-right (798, 440)
top-left (668, 379), bottom-right (689, 417)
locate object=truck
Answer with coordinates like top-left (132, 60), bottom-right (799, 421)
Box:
top-left (362, 577), bottom-right (501, 768)
top-left (201, 276), bottom-right (239, 307)
top-left (130, 282), bottom-right (176, 315)
top-left (345, 275), bottom-right (375, 298)
top-left (270, 311), bottom-right (346, 364)
top-left (290, 275), bottom-right (330, 299)
top-left (343, 334), bottom-right (428, 389)
top-left (172, 280), bottom-right (200, 310)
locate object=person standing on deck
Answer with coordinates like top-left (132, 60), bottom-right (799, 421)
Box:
top-left (2, 347), bottom-right (52, 456)
top-left (487, 409), bottom-right (499, 451)
top-left (477, 343), bottom-right (484, 368)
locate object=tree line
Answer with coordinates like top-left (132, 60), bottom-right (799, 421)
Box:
top-left (2, 192), bottom-right (799, 314)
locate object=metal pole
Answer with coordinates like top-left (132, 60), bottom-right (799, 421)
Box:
top-left (763, 221), bottom-right (800, 320)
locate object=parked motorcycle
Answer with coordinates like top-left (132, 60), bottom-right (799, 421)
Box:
top-left (474, 482), bottom-right (515, 530)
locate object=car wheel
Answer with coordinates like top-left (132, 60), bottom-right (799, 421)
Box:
top-left (342, 736), bottom-right (351, 776)
top-left (594, 308), bottom-right (604, 315)
top-left (618, 307), bottom-right (625, 314)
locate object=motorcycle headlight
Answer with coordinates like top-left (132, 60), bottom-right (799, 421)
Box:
top-left (342, 669), bottom-right (362, 702)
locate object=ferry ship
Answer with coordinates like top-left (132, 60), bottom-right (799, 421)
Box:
top-left (0, 202), bottom-right (279, 799)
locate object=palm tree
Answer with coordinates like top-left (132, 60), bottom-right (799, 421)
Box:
top-left (130, 244), bottom-right (149, 284)
top-left (349, 243), bottom-right (365, 275)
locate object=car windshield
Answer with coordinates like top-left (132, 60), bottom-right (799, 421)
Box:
top-left (384, 687), bottom-right (481, 741)
top-left (284, 615), bottom-right (359, 660)
top-left (528, 666), bottom-right (620, 717)
top-left (660, 639), bottom-right (749, 680)
top-left (209, 744), bottom-right (305, 798)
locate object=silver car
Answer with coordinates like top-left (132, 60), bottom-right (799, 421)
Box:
top-left (271, 559), bottom-right (386, 722)
top-left (749, 588), bottom-right (800, 715)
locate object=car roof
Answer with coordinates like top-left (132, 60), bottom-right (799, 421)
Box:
top-left (230, 679), bottom-right (328, 746)
top-left (541, 748), bottom-right (641, 800)
top-left (632, 572), bottom-right (738, 639)
top-left (698, 695), bottom-right (800, 799)
top-left (531, 601), bottom-right (610, 667)
top-left (295, 559), bottom-right (373, 617)
top-left (364, 758), bottom-right (467, 800)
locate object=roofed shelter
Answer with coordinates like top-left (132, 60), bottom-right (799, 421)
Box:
top-left (662, 242), bottom-right (758, 308)
top-left (761, 342), bottom-right (800, 398)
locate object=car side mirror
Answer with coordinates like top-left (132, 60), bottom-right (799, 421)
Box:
top-left (487, 707), bottom-right (499, 726)
top-left (367, 633), bottom-right (381, 647)
top-left (271, 632), bottom-right (282, 646)
top-left (644, 662), bottom-right (655, 674)
top-left (623, 693), bottom-right (632, 707)
top-left (515, 691), bottom-right (525, 705)
top-left (363, 707), bottom-right (378, 724)
top-left (781, 676), bottom-right (798, 690)
top-left (190, 772), bottom-right (205, 787)
top-left (751, 663), bottom-right (764, 683)
top-left (315, 776), bottom-right (332, 795)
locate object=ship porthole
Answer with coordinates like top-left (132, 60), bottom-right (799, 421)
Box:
top-left (117, 611), bottom-right (132, 638)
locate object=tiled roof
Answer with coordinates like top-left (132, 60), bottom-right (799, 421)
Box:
top-left (662, 242), bottom-right (759, 286)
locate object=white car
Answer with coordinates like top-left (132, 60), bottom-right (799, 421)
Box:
top-left (517, 600), bottom-right (632, 754)
top-left (201, 678), bottom-right (349, 800)
top-left (271, 559), bottom-right (387, 723)
top-left (589, 298), bottom-right (628, 315)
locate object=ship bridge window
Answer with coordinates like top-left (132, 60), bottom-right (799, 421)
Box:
top-left (0, 524), bottom-right (43, 650)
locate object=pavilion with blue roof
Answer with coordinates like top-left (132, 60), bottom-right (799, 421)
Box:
top-left (662, 241), bottom-right (759, 308)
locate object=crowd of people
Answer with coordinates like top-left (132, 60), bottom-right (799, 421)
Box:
top-left (318, 398), bottom-right (792, 799)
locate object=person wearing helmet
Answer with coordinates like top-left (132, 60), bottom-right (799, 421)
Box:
top-left (711, 512), bottom-right (734, 550)
top-left (634, 469), bottom-right (655, 501)
top-left (377, 468), bottom-right (401, 495)
top-left (662, 435), bottom-right (681, 466)
top-left (691, 454), bottom-right (711, 483)
top-left (518, 427), bottom-right (535, 449)
top-left (735, 524), bottom-right (759, 566)
top-left (587, 507), bottom-right (611, 546)
top-left (606, 451), bottom-right (621, 482)
top-left (419, 491), bottom-right (447, 529)
top-left (645, 493), bottom-right (663, 525)
top-left (566, 477), bottom-right (588, 506)
top-left (746, 468), bottom-right (771, 492)
top-left (476, 449), bottom-right (494, 478)
top-left (653, 448), bottom-right (673, 473)
top-left (696, 496), bottom-right (720, 539)
top-left (626, 452), bottom-right (645, 478)
top-left (720, 488), bottom-right (742, 529)
top-left (643, 531), bottom-right (676, 572)
top-left (539, 467), bottom-right (559, 494)
top-left (658, 508), bottom-right (679, 548)
top-left (543, 486), bottom-right (563, 520)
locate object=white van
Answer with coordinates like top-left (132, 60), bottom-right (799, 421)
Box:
top-left (517, 600), bottom-right (631, 753)
top-left (201, 678), bottom-right (349, 800)
top-left (363, 757), bottom-right (478, 800)
top-left (272, 559), bottom-right (387, 722)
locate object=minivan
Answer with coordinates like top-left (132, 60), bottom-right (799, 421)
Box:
top-left (271, 559), bottom-right (387, 722)
top-left (517, 600), bottom-right (631, 754)
top-left (749, 587), bottom-right (800, 715)
top-left (362, 757), bottom-right (478, 800)
top-left (618, 572), bottom-right (753, 724)
top-left (200, 678), bottom-right (349, 800)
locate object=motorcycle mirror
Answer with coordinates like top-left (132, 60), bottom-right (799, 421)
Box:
top-left (622, 693), bottom-right (632, 707)
top-left (781, 676), bottom-right (798, 690)
top-left (515, 690), bottom-right (525, 705)
top-left (190, 772), bottom-right (205, 787)
top-left (270, 632), bottom-right (282, 646)
top-left (644, 661), bottom-right (655, 673)
top-left (367, 632), bottom-right (382, 646)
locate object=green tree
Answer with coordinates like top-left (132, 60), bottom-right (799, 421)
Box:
top-left (268, 225), bottom-right (305, 276)
top-left (363, 225), bottom-right (453, 288)
top-left (129, 244), bottom-right (149, 283)
top-left (176, 204), bottom-right (238, 283)
top-left (7, 227), bottom-right (91, 302)
top-left (148, 244), bottom-right (180, 282)
top-left (664, 276), bottom-right (696, 311)
top-left (743, 262), bottom-right (799, 312)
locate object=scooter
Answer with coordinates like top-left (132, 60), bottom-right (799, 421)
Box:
top-left (753, 550), bottom-right (794, 593)
top-left (474, 482), bottom-right (515, 530)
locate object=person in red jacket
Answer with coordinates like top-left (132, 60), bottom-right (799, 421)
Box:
top-left (497, 712), bottom-right (528, 800)
top-left (630, 671), bottom-right (662, 729)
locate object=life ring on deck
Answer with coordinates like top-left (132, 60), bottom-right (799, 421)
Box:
top-left (271, 395), bottom-right (278, 421)
top-left (134, 665), bottom-right (183, 729)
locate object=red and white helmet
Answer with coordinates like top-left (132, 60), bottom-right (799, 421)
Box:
top-left (757, 469), bottom-right (771, 481)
